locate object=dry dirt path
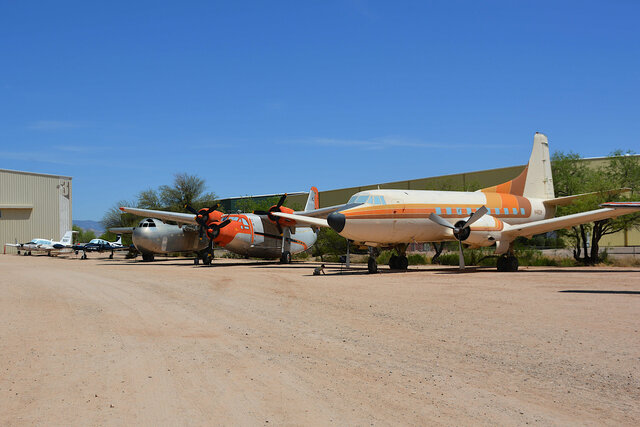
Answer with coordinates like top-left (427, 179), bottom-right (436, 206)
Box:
top-left (1, 254), bottom-right (639, 426)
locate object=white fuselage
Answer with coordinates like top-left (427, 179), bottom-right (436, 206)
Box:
top-left (332, 189), bottom-right (550, 246)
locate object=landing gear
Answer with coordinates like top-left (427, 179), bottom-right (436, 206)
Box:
top-left (280, 251), bottom-right (291, 264)
top-left (367, 247), bottom-right (380, 274)
top-left (497, 255), bottom-right (519, 272)
top-left (81, 252), bottom-right (88, 260)
top-left (368, 257), bottom-right (378, 274)
top-left (388, 254), bottom-right (409, 270)
top-left (109, 251), bottom-right (114, 259)
top-left (142, 253), bottom-right (155, 262)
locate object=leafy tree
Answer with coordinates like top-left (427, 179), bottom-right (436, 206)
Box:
top-left (137, 188), bottom-right (162, 209)
top-left (101, 199), bottom-right (138, 230)
top-left (158, 173), bottom-right (217, 212)
top-left (552, 150), bottom-right (640, 264)
top-left (72, 225), bottom-right (96, 244)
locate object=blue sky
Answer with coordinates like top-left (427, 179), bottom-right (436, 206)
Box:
top-left (1, 1), bottom-right (639, 220)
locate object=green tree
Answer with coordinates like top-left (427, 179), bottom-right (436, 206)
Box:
top-left (137, 188), bottom-right (162, 209)
top-left (158, 173), bottom-right (217, 212)
top-left (101, 199), bottom-right (139, 230)
top-left (72, 225), bottom-right (96, 244)
top-left (552, 150), bottom-right (640, 264)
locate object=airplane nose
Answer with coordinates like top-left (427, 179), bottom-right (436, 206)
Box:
top-left (327, 212), bottom-right (346, 232)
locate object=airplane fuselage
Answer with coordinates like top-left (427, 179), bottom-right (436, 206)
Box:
top-left (327, 189), bottom-right (551, 246)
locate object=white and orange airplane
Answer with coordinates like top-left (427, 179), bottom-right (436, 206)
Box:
top-left (274, 133), bottom-right (640, 273)
top-left (119, 188), bottom-right (321, 264)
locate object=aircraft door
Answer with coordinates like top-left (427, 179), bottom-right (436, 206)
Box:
top-left (251, 216), bottom-right (264, 247)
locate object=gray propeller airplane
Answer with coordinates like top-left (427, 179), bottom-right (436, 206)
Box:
top-left (114, 187), bottom-right (321, 265)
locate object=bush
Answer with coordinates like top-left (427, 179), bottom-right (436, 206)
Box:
top-left (407, 253), bottom-right (429, 265)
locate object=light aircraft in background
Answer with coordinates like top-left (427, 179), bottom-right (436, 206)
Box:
top-left (116, 187), bottom-right (321, 264)
top-left (274, 133), bottom-right (640, 273)
top-left (4, 231), bottom-right (77, 256)
top-left (72, 235), bottom-right (128, 259)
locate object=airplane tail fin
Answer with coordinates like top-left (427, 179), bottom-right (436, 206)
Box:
top-left (60, 230), bottom-right (77, 245)
top-left (304, 187), bottom-right (320, 211)
top-left (115, 234), bottom-right (122, 245)
top-left (479, 132), bottom-right (555, 200)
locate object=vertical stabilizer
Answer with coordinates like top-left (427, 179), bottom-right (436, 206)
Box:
top-left (304, 187), bottom-right (320, 211)
top-left (115, 234), bottom-right (122, 245)
top-left (60, 230), bottom-right (76, 245)
top-left (523, 132), bottom-right (554, 199)
top-left (479, 132), bottom-right (555, 200)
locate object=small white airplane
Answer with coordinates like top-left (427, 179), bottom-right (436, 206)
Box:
top-left (4, 230), bottom-right (77, 256)
top-left (274, 132), bottom-right (640, 273)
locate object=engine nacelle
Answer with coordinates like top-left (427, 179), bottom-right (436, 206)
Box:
top-left (458, 214), bottom-right (505, 247)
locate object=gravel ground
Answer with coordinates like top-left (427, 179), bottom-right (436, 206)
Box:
top-left (1, 254), bottom-right (639, 426)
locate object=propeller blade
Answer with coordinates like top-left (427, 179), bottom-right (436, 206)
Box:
top-left (185, 204), bottom-right (198, 214)
top-left (206, 204), bottom-right (220, 214)
top-left (428, 213), bottom-right (455, 229)
top-left (462, 206), bottom-right (488, 229)
top-left (218, 219), bottom-right (231, 228)
top-left (254, 210), bottom-right (269, 216)
top-left (276, 194), bottom-right (287, 208)
top-left (458, 240), bottom-right (465, 270)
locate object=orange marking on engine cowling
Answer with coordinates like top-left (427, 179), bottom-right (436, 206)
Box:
top-left (214, 220), bottom-right (242, 247)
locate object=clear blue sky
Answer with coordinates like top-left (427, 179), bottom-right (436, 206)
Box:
top-left (1, 1), bottom-right (638, 220)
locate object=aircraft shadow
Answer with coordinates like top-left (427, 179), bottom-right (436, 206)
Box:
top-left (559, 290), bottom-right (640, 295)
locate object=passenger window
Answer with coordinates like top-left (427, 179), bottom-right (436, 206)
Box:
top-left (503, 208), bottom-right (509, 214)
top-left (495, 208), bottom-right (500, 215)
top-left (436, 207), bottom-right (441, 215)
top-left (456, 207), bottom-right (462, 215)
top-left (520, 208), bottom-right (525, 215)
top-left (512, 208), bottom-right (517, 215)
top-left (446, 207), bottom-right (452, 215)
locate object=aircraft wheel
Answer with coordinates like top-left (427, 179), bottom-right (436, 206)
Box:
top-left (497, 255), bottom-right (519, 272)
top-left (398, 255), bottom-right (409, 270)
top-left (142, 253), bottom-right (155, 262)
top-left (203, 253), bottom-right (212, 265)
top-left (280, 251), bottom-right (291, 264)
top-left (388, 254), bottom-right (398, 269)
top-left (194, 258), bottom-right (199, 265)
top-left (17, 250), bottom-right (21, 255)
top-left (368, 257), bottom-right (378, 274)
top-left (109, 253), bottom-right (113, 259)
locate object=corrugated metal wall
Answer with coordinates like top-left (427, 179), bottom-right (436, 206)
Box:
top-left (0, 169), bottom-right (72, 250)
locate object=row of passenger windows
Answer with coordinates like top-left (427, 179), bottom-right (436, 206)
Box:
top-left (435, 207), bottom-right (525, 216)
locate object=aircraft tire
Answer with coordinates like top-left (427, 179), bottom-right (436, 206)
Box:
top-left (109, 253), bottom-right (113, 259)
top-left (202, 253), bottom-right (212, 266)
top-left (388, 255), bottom-right (398, 269)
top-left (497, 255), bottom-right (519, 272)
top-left (280, 251), bottom-right (291, 264)
top-left (194, 258), bottom-right (199, 265)
top-left (398, 255), bottom-right (409, 270)
top-left (368, 257), bottom-right (378, 274)
top-left (142, 253), bottom-right (155, 262)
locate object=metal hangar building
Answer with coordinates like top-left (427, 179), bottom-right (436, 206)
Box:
top-left (0, 169), bottom-right (72, 251)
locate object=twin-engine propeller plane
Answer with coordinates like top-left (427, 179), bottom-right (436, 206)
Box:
top-left (117, 187), bottom-right (321, 264)
top-left (4, 230), bottom-right (77, 256)
top-left (274, 133), bottom-right (640, 273)
top-left (72, 235), bottom-right (128, 259)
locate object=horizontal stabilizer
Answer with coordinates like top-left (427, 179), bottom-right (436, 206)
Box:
top-left (543, 188), bottom-right (631, 207)
top-left (109, 227), bottom-right (135, 234)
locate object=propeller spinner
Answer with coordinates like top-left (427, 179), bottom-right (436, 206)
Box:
top-left (428, 206), bottom-right (488, 269)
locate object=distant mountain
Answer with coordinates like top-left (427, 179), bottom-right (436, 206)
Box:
top-left (73, 220), bottom-right (105, 235)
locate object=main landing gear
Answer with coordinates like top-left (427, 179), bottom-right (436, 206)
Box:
top-left (194, 249), bottom-right (213, 266)
top-left (497, 254), bottom-right (519, 272)
top-left (142, 253), bottom-right (155, 262)
top-left (388, 254), bottom-right (409, 270)
top-left (367, 247), bottom-right (380, 274)
top-left (280, 251), bottom-right (291, 264)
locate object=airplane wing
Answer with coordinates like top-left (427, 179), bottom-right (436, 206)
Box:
top-left (4, 243), bottom-right (21, 247)
top-left (294, 202), bottom-right (363, 218)
top-left (119, 207), bottom-right (198, 225)
top-left (502, 202), bottom-right (640, 239)
top-left (109, 227), bottom-right (135, 234)
top-left (272, 212), bottom-right (329, 228)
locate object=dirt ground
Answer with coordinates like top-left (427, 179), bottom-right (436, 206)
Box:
top-left (1, 254), bottom-right (639, 426)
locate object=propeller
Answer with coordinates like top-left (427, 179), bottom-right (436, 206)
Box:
top-left (204, 219), bottom-right (232, 252)
top-left (254, 194), bottom-right (287, 234)
top-left (428, 206), bottom-right (488, 269)
top-left (185, 203), bottom-right (220, 237)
